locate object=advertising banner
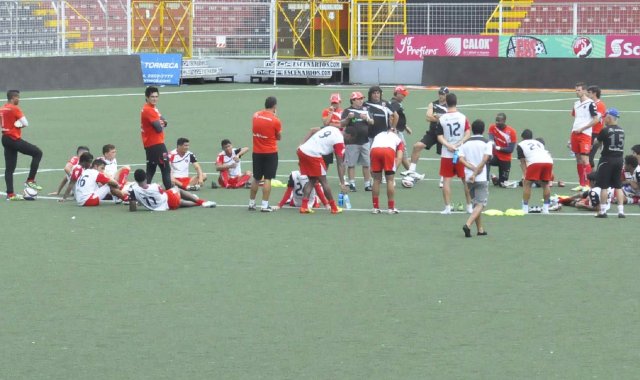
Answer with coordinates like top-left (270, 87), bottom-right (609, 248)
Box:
top-left (606, 35), bottom-right (640, 58)
top-left (139, 53), bottom-right (182, 85)
top-left (394, 35), bottom-right (498, 60)
top-left (499, 35), bottom-right (605, 58)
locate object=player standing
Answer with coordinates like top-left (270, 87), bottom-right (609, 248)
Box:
top-left (570, 82), bottom-right (598, 191)
top-left (435, 93), bottom-right (472, 214)
top-left (249, 96), bottom-right (282, 212)
top-left (587, 85), bottom-right (606, 169)
top-left (517, 129), bottom-right (554, 214)
top-left (369, 130), bottom-right (404, 214)
top-left (140, 86), bottom-right (172, 190)
top-left (1, 89), bottom-right (43, 200)
top-left (594, 108), bottom-right (626, 218)
top-left (341, 91), bottom-right (374, 192)
top-left (320, 93), bottom-right (343, 169)
top-left (388, 85), bottom-right (412, 173)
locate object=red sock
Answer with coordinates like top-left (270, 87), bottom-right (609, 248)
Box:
top-left (577, 164), bottom-right (585, 186)
top-left (329, 199), bottom-right (338, 211)
top-left (373, 196), bottom-right (379, 209)
top-left (302, 198), bottom-right (309, 209)
top-left (26, 178), bottom-right (34, 183)
top-left (388, 200), bottom-right (395, 209)
top-left (195, 199), bottom-right (204, 206)
top-left (584, 165), bottom-right (592, 186)
top-left (118, 168), bottom-right (130, 188)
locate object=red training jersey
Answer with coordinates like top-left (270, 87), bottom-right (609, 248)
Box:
top-left (0, 103), bottom-right (25, 140)
top-left (252, 110), bottom-right (281, 154)
top-left (140, 103), bottom-right (165, 148)
top-left (592, 99), bottom-right (606, 135)
top-left (488, 124), bottom-right (517, 162)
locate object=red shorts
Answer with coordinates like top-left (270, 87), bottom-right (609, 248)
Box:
top-left (570, 132), bottom-right (591, 154)
top-left (219, 173), bottom-right (251, 189)
top-left (167, 188), bottom-right (181, 210)
top-left (525, 163), bottom-right (553, 182)
top-left (370, 147), bottom-right (396, 173)
top-left (175, 177), bottom-right (191, 189)
top-left (83, 195), bottom-right (100, 207)
top-left (439, 157), bottom-right (465, 179)
top-left (297, 149), bottom-right (326, 177)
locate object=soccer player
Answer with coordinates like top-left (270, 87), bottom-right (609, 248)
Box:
top-left (296, 125), bottom-right (353, 214)
top-left (249, 96), bottom-right (282, 212)
top-left (49, 145), bottom-right (90, 196)
top-left (277, 170), bottom-right (329, 209)
top-left (587, 85), bottom-right (606, 168)
top-left (622, 155), bottom-right (640, 204)
top-left (435, 92), bottom-right (472, 214)
top-left (458, 119), bottom-right (492, 237)
top-left (487, 112), bottom-right (517, 187)
top-left (320, 93), bottom-right (343, 168)
top-left (388, 85), bottom-right (412, 172)
top-left (341, 91), bottom-right (374, 192)
top-left (365, 85), bottom-right (393, 142)
top-left (594, 108), bottom-right (626, 218)
top-left (62, 157), bottom-right (127, 206)
top-left (369, 129), bottom-right (404, 214)
top-left (403, 86), bottom-right (449, 185)
top-left (517, 129), bottom-right (554, 214)
top-left (570, 82), bottom-right (598, 191)
top-left (140, 86), bottom-right (172, 190)
top-left (216, 139), bottom-right (251, 189)
top-left (169, 138), bottom-right (206, 191)
top-left (129, 169), bottom-right (215, 211)
top-left (1, 89), bottom-right (43, 200)
top-left (98, 144), bottom-right (130, 189)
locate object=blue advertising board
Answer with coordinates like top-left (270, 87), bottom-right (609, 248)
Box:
top-left (139, 53), bottom-right (182, 85)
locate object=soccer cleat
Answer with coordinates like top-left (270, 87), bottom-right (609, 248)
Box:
top-left (299, 207), bottom-right (315, 214)
top-left (244, 182), bottom-right (251, 189)
top-left (388, 208), bottom-right (399, 214)
top-left (477, 231), bottom-right (488, 236)
top-left (364, 185), bottom-right (372, 191)
top-left (462, 224), bottom-right (471, 238)
top-left (456, 203), bottom-right (464, 212)
top-left (211, 181), bottom-right (219, 189)
top-left (581, 186), bottom-right (591, 192)
top-left (188, 184), bottom-right (201, 191)
top-left (571, 185), bottom-right (583, 192)
top-left (261, 206), bottom-right (274, 212)
top-left (331, 207), bottom-right (343, 214)
top-left (371, 208), bottom-right (381, 214)
top-left (440, 206), bottom-right (452, 215)
top-left (348, 183), bottom-right (357, 192)
top-left (409, 172), bottom-right (425, 181)
top-left (400, 170), bottom-right (413, 176)
top-left (6, 194), bottom-right (24, 201)
top-left (595, 212), bottom-right (607, 218)
top-left (618, 213), bottom-right (626, 218)
top-left (24, 181), bottom-right (42, 191)
top-left (491, 175), bottom-right (499, 186)
top-left (248, 204), bottom-right (257, 211)
top-left (201, 201), bottom-right (216, 208)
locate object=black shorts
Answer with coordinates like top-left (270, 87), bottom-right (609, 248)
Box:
top-left (420, 130), bottom-right (442, 155)
top-left (145, 143), bottom-right (169, 164)
top-left (596, 157), bottom-right (623, 189)
top-left (253, 152), bottom-right (279, 180)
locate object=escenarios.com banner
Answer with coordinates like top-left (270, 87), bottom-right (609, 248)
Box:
top-left (139, 53), bottom-right (183, 85)
top-left (396, 35), bottom-right (640, 59)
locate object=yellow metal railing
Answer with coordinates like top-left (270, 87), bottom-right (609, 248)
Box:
top-left (131, 1), bottom-right (193, 58)
top-left (484, 0), bottom-right (532, 35)
top-left (64, 1), bottom-right (93, 49)
top-left (353, 0), bottom-right (406, 59)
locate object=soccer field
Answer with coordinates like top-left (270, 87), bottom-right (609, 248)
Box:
top-left (1, 84), bottom-right (639, 379)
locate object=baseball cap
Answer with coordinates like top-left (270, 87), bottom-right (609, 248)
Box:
top-left (438, 86), bottom-right (449, 95)
top-left (329, 93), bottom-right (341, 103)
top-left (606, 108), bottom-right (620, 118)
top-left (350, 91), bottom-right (365, 100)
top-left (395, 85), bottom-right (409, 96)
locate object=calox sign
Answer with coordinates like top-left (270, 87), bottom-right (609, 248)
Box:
top-left (607, 35), bottom-right (640, 58)
top-left (394, 35), bottom-right (498, 60)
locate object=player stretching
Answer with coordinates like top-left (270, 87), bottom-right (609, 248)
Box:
top-left (129, 169), bottom-right (216, 211)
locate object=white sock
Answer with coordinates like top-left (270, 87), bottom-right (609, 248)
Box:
top-left (618, 204), bottom-right (624, 214)
top-left (542, 203), bottom-right (549, 213)
top-left (409, 163), bottom-right (417, 171)
top-left (261, 200), bottom-right (269, 208)
top-left (600, 204), bottom-right (607, 214)
top-left (249, 199), bottom-right (256, 206)
top-left (522, 202), bottom-right (529, 213)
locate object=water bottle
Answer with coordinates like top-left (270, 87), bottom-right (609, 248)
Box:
top-left (338, 192), bottom-right (344, 207)
top-left (452, 149), bottom-right (459, 164)
top-left (344, 194), bottom-right (352, 209)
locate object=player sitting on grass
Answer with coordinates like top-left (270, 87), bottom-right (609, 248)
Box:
top-left (129, 169), bottom-right (215, 211)
top-left (61, 154), bottom-right (128, 206)
top-left (169, 137), bottom-right (206, 191)
top-left (216, 139), bottom-right (252, 189)
top-left (49, 145), bottom-right (90, 196)
top-left (97, 144), bottom-right (130, 190)
top-left (277, 170), bottom-right (329, 209)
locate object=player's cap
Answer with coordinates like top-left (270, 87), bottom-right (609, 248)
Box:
top-left (350, 91), bottom-right (365, 100)
top-left (395, 85), bottom-right (409, 96)
top-left (330, 93), bottom-right (341, 103)
top-left (438, 86), bottom-right (449, 95)
top-left (605, 108), bottom-right (620, 118)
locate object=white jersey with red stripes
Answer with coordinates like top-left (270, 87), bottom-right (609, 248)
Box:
top-left (299, 126), bottom-right (345, 158)
top-left (518, 139), bottom-right (553, 166)
top-left (169, 149), bottom-right (198, 178)
top-left (97, 156), bottom-right (118, 178)
top-left (437, 111), bottom-right (470, 158)
top-left (71, 167), bottom-right (111, 206)
top-left (572, 98), bottom-right (596, 136)
top-left (287, 170), bottom-right (323, 207)
top-left (371, 130), bottom-right (404, 151)
top-left (216, 148), bottom-right (242, 177)
top-left (130, 183), bottom-right (169, 211)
